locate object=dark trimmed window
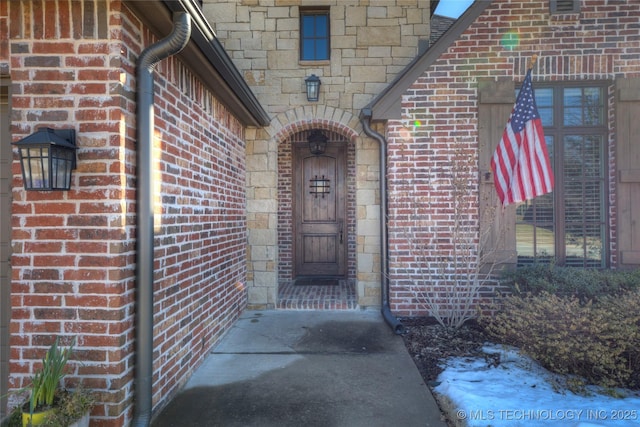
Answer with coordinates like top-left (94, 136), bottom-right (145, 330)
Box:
top-left (300, 8), bottom-right (330, 61)
top-left (516, 82), bottom-right (608, 268)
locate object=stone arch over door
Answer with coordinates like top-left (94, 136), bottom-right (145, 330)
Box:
top-left (245, 106), bottom-right (383, 309)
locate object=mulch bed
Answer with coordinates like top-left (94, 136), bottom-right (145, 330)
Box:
top-left (400, 317), bottom-right (492, 386)
top-left (399, 318), bottom-right (494, 426)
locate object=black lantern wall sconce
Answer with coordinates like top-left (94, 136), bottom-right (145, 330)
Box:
top-left (13, 127), bottom-right (77, 190)
top-left (305, 74), bottom-right (321, 102)
top-left (308, 130), bottom-right (328, 155)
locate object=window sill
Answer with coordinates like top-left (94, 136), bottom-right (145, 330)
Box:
top-left (300, 60), bottom-right (330, 66)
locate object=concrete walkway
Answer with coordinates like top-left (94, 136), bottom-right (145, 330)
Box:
top-left (151, 309), bottom-right (447, 427)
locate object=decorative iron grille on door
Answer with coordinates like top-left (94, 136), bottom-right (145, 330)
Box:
top-left (309, 175), bottom-right (330, 198)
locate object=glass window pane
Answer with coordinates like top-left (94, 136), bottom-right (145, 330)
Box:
top-left (315, 15), bottom-right (328, 37)
top-left (545, 135), bottom-right (554, 169)
top-left (564, 107), bottom-right (582, 126)
top-left (538, 107), bottom-right (553, 127)
top-left (583, 135), bottom-right (602, 176)
top-left (564, 227), bottom-right (585, 259)
top-left (563, 135), bottom-right (583, 180)
top-left (535, 88), bottom-right (553, 107)
top-left (564, 88), bottom-right (582, 107)
top-left (563, 136), bottom-right (604, 180)
top-left (516, 192), bottom-right (555, 265)
top-left (316, 39), bottom-right (328, 59)
top-left (536, 224), bottom-right (555, 259)
top-left (301, 40), bottom-right (314, 60)
top-left (516, 211), bottom-right (536, 262)
top-left (584, 87), bottom-right (603, 125)
top-left (564, 88), bottom-right (583, 126)
top-left (302, 16), bottom-right (315, 37)
top-left (535, 88), bottom-right (554, 126)
top-left (533, 193), bottom-right (554, 224)
top-left (585, 223), bottom-right (603, 263)
top-left (563, 87), bottom-right (604, 126)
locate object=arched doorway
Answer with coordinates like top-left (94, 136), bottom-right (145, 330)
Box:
top-left (293, 130), bottom-right (347, 277)
top-left (277, 128), bottom-right (357, 309)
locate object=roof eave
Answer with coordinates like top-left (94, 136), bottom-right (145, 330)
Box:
top-left (124, 0), bottom-right (270, 127)
top-left (366, 0), bottom-right (493, 121)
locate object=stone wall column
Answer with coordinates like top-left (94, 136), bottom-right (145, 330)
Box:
top-left (246, 127), bottom-right (279, 308)
top-left (356, 135), bottom-right (382, 307)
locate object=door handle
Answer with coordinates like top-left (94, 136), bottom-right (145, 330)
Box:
top-left (339, 221), bottom-right (343, 244)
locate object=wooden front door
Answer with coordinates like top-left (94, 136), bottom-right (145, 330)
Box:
top-left (293, 137), bottom-right (346, 277)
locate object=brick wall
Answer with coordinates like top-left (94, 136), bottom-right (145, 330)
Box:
top-left (385, 0), bottom-right (640, 316)
top-left (5, 1), bottom-right (247, 425)
top-left (142, 30), bottom-right (248, 423)
top-left (8, 2), bottom-right (132, 424)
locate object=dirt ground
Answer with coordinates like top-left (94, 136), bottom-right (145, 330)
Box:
top-left (400, 317), bottom-right (492, 386)
top-left (400, 318), bottom-right (494, 426)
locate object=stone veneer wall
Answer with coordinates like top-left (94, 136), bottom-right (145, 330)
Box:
top-left (204, 0), bottom-right (432, 307)
top-left (205, 0), bottom-right (430, 114)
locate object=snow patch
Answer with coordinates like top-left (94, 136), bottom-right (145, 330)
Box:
top-left (434, 344), bottom-right (640, 426)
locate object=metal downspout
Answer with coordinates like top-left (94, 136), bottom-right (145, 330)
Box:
top-left (359, 108), bottom-right (405, 335)
top-left (134, 12), bottom-right (191, 427)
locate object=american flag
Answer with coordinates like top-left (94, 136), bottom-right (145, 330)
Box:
top-left (490, 69), bottom-right (554, 207)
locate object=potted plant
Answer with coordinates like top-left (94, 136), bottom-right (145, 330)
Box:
top-left (35, 386), bottom-right (94, 427)
top-left (7, 337), bottom-right (94, 427)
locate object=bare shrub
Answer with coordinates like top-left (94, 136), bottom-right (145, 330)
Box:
top-left (390, 148), bottom-right (504, 329)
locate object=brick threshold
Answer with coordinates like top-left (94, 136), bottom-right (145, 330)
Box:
top-left (277, 279), bottom-right (358, 310)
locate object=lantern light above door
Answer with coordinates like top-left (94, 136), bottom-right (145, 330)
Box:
top-left (308, 130), bottom-right (328, 155)
top-left (13, 127), bottom-right (77, 190)
top-left (305, 74), bottom-right (321, 102)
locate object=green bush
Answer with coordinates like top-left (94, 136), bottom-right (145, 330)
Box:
top-left (499, 265), bottom-right (640, 302)
top-left (481, 290), bottom-right (640, 392)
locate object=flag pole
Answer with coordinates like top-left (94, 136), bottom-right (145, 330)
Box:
top-left (528, 54), bottom-right (538, 71)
